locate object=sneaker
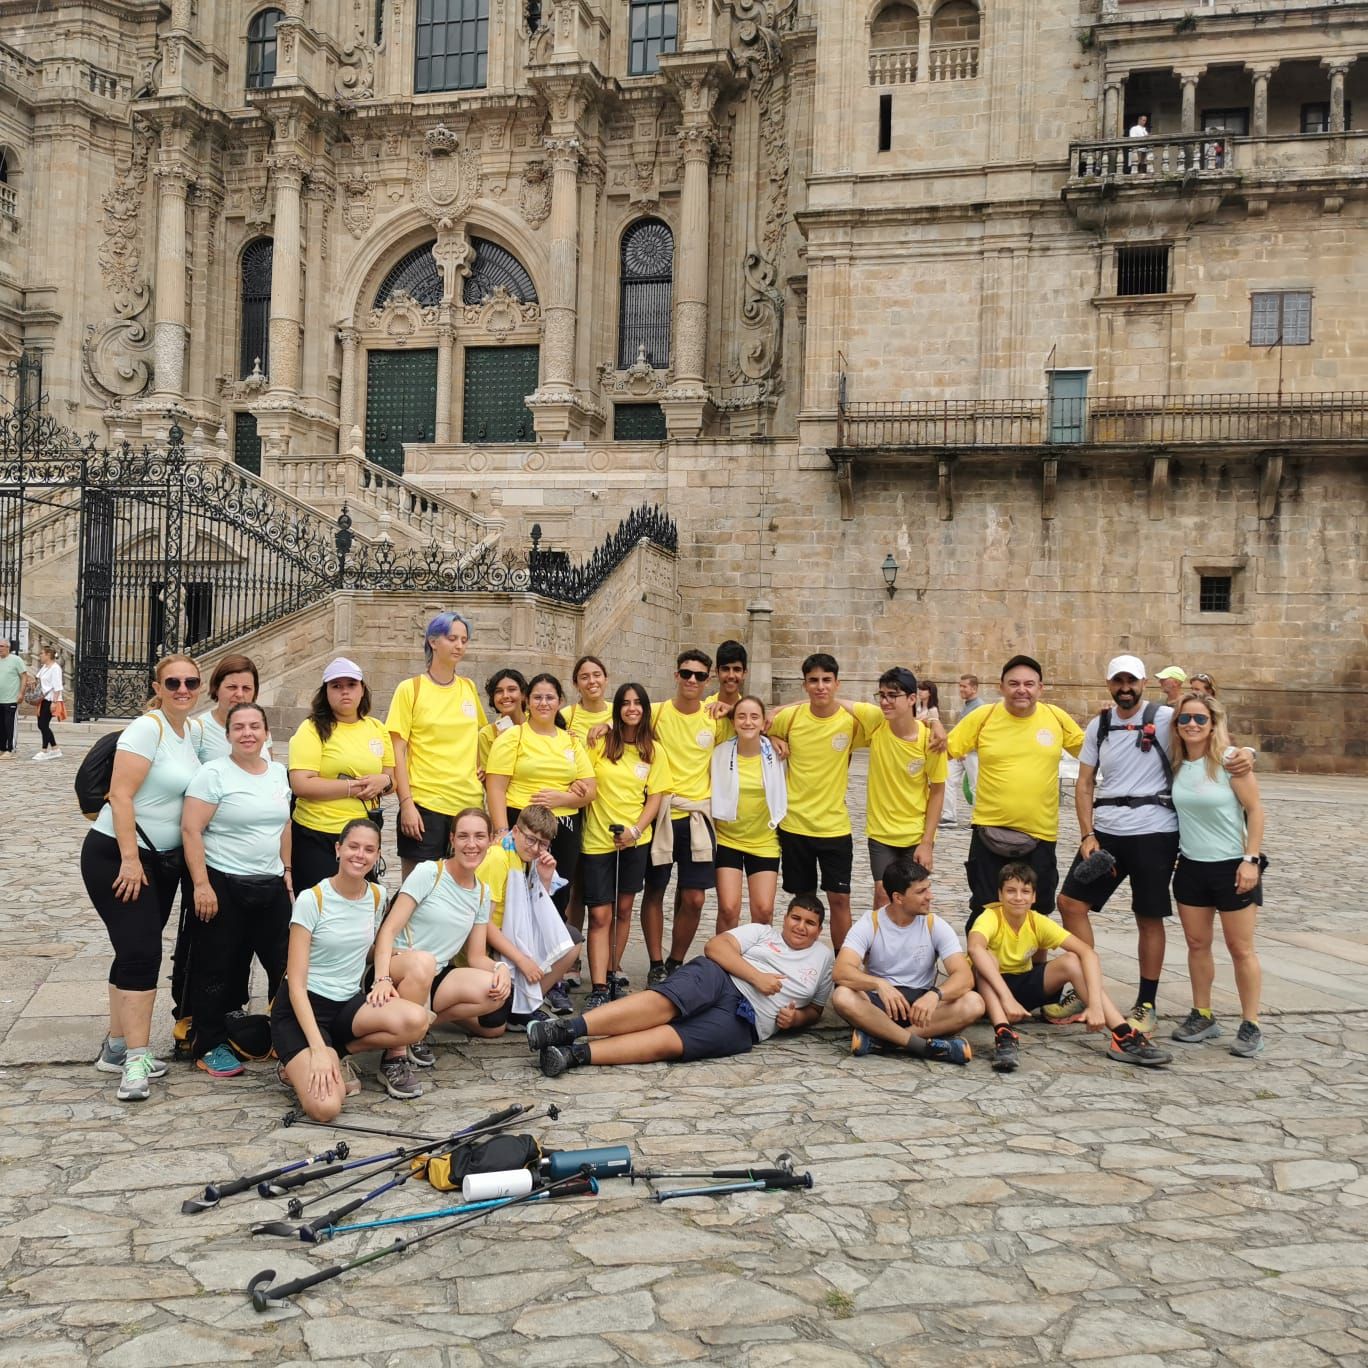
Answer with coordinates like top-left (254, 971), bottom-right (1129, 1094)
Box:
top-left (340, 1057), bottom-right (361, 1096)
top-left (564, 965), bottom-right (583, 990)
top-left (664, 957), bottom-right (683, 977)
top-left (30, 751), bottom-right (50, 761)
top-left (925, 1037), bottom-right (972, 1067)
top-left (992, 1030), bottom-right (1020, 1073)
top-left (1042, 989), bottom-right (1086, 1024)
top-left (583, 986), bottom-right (611, 1012)
top-left (45, 748), bottom-right (62, 759)
top-left (196, 1044), bottom-right (245, 1078)
top-left (407, 1035), bottom-right (437, 1068)
top-left (527, 1015), bottom-right (579, 1052)
top-left (646, 962), bottom-right (669, 988)
top-left (116, 1051), bottom-right (157, 1102)
top-left (1171, 1008), bottom-right (1223, 1044)
top-left (539, 1043), bottom-right (582, 1078)
top-left (1107, 1030), bottom-right (1171, 1067)
top-left (1229, 1020), bottom-right (1265, 1058)
top-left (545, 983), bottom-right (574, 1016)
top-left (850, 1027), bottom-right (871, 1057)
top-left (1127, 1000), bottom-right (1158, 1035)
top-left (95, 1036), bottom-right (167, 1077)
top-left (608, 970), bottom-right (631, 994)
top-left (378, 1053), bottom-right (422, 1099)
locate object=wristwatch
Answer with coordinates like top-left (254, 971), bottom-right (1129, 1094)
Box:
top-left (928, 986), bottom-right (943, 1000)
top-left (1242, 854), bottom-right (1261, 864)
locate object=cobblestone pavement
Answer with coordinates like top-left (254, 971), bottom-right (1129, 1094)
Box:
top-left (2, 724), bottom-right (1367, 1365)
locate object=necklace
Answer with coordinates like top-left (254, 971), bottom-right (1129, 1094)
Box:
top-left (426, 668), bottom-right (457, 688)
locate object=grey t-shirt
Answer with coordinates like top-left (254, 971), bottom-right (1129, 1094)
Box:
top-left (1079, 705), bottom-right (1178, 836)
top-left (726, 923), bottom-right (834, 1042)
top-left (843, 908), bottom-right (963, 988)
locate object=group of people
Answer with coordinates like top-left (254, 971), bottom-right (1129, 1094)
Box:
top-left (0, 639), bottom-right (65, 760)
top-left (76, 615), bottom-right (1269, 1113)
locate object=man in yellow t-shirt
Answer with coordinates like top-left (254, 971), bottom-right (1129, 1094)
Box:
top-left (768, 652), bottom-right (883, 950)
top-left (968, 861), bottom-right (1171, 1073)
top-left (703, 638), bottom-right (748, 743)
top-left (946, 654), bottom-right (1085, 929)
top-left (642, 649), bottom-right (720, 986)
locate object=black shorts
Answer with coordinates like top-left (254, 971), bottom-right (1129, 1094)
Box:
top-left (396, 804), bottom-right (456, 863)
top-left (653, 957), bottom-right (758, 1062)
top-left (581, 846), bottom-right (650, 906)
top-left (864, 984), bottom-right (937, 1012)
top-left (645, 817), bottom-right (716, 893)
top-left (715, 844), bottom-right (781, 877)
top-left (1059, 829), bottom-right (1179, 918)
top-left (270, 986), bottom-right (367, 1065)
top-left (1172, 856), bottom-right (1263, 912)
top-left (964, 827), bottom-right (1059, 929)
top-left (867, 838), bottom-right (922, 885)
top-left (779, 829), bottom-right (853, 896)
top-left (999, 965), bottom-right (1060, 1013)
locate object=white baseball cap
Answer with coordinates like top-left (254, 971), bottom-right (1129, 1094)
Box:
top-left (322, 657), bottom-right (364, 684)
top-left (1106, 654), bottom-right (1146, 680)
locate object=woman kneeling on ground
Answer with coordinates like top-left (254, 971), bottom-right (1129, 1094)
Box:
top-left (271, 819), bottom-right (426, 1119)
top-left (368, 808), bottom-right (511, 1094)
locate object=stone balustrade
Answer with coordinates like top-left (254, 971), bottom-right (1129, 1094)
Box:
top-left (1072, 133), bottom-right (1230, 179)
top-left (926, 41), bottom-right (978, 82)
top-left (0, 184), bottom-right (16, 220)
top-left (868, 47), bottom-right (917, 87)
top-left (868, 41), bottom-right (978, 86)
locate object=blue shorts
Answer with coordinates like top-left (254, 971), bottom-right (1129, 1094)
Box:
top-left (652, 957), bottom-right (758, 1062)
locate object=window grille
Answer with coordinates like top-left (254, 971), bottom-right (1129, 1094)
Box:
top-left (462, 238), bottom-right (538, 305)
top-left (375, 243), bottom-right (444, 308)
top-left (247, 9), bottom-right (283, 89)
top-left (618, 220), bottom-right (673, 368)
top-left (1116, 245), bottom-right (1170, 297)
top-left (1199, 575), bottom-right (1232, 613)
top-left (239, 239), bottom-right (273, 378)
top-left (1250, 291), bottom-right (1312, 346)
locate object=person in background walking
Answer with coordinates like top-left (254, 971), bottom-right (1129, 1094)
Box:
top-left (916, 681), bottom-right (956, 826)
top-left (0, 638), bottom-right (27, 758)
top-left (946, 673), bottom-right (983, 823)
top-left (1155, 665), bottom-right (1187, 706)
top-left (1189, 672), bottom-right (1218, 699)
top-left (32, 643), bottom-right (64, 760)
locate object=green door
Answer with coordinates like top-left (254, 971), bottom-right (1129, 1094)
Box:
top-left (366, 349), bottom-right (438, 473)
top-left (462, 345), bottom-right (538, 443)
top-left (233, 411), bottom-right (261, 475)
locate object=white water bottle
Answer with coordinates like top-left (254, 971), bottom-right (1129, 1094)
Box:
top-left (462, 1168), bottom-right (533, 1202)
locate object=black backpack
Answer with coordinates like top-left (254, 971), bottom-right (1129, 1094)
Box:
top-left (74, 715), bottom-right (166, 819)
top-left (1095, 701), bottom-right (1173, 789)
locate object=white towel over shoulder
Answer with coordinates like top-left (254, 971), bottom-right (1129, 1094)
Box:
top-left (499, 866), bottom-right (574, 1015)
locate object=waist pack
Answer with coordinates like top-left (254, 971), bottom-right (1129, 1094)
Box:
top-left (978, 826), bottom-right (1038, 857)
top-left (422, 1133), bottom-right (543, 1192)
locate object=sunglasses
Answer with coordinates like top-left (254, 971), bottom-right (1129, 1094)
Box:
top-left (677, 668), bottom-right (709, 682)
top-left (1177, 713), bottom-right (1211, 726)
top-left (1191, 674), bottom-right (1215, 685)
top-left (161, 676), bottom-right (201, 691)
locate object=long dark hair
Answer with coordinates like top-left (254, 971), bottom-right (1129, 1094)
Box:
top-left (526, 672), bottom-right (569, 730)
top-left (920, 681), bottom-right (940, 710)
top-left (309, 679), bottom-right (374, 744)
top-left (603, 682), bottom-right (655, 764)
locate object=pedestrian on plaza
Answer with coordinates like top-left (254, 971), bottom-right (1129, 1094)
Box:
top-left (1168, 692), bottom-right (1268, 1057)
top-left (1189, 672), bottom-right (1218, 698)
top-left (478, 667), bottom-right (528, 773)
top-left (916, 681), bottom-right (957, 825)
top-left (179, 701), bottom-right (292, 1078)
top-left (1155, 665), bottom-right (1187, 705)
top-left (32, 643), bottom-right (64, 760)
top-left (0, 637), bottom-right (27, 758)
top-left (582, 683), bottom-right (672, 1006)
top-left (946, 672), bottom-right (984, 819)
top-left (271, 818), bottom-right (426, 1118)
top-left (712, 694), bottom-right (785, 933)
top-left (369, 807), bottom-right (509, 1093)
top-left (946, 655), bottom-right (1085, 930)
top-left (387, 612), bottom-right (487, 881)
top-left (195, 655), bottom-right (266, 762)
top-left (287, 658), bottom-right (394, 893)
top-left (82, 654), bottom-right (204, 1101)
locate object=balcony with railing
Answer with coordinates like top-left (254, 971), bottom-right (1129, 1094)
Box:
top-left (0, 184), bottom-right (16, 221)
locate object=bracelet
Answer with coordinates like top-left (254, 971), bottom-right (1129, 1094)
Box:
top-left (375, 975), bottom-right (393, 984)
top-left (1079, 832), bottom-right (1093, 841)
top-left (928, 986), bottom-right (943, 1001)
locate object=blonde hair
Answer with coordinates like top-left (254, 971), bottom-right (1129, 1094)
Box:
top-left (146, 654), bottom-right (201, 712)
top-left (1168, 692), bottom-right (1232, 782)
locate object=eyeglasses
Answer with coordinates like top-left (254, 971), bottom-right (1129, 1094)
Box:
top-left (162, 676), bottom-right (201, 691)
top-left (1177, 713), bottom-right (1211, 726)
top-left (516, 831), bottom-right (550, 852)
top-left (677, 669), bottom-right (709, 682)
top-left (875, 691), bottom-right (907, 701)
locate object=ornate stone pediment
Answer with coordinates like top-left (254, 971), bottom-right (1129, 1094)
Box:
top-left (413, 124), bottom-right (480, 231)
top-left (597, 347), bottom-right (672, 396)
top-left (463, 286), bottom-right (540, 340)
top-left (367, 290), bottom-right (440, 342)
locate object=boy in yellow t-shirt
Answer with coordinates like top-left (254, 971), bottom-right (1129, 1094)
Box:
top-left (969, 863), bottom-right (1171, 1074)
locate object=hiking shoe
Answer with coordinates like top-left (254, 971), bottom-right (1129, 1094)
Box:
top-left (116, 1052), bottom-right (157, 1102)
top-left (341, 1057), bottom-right (361, 1096)
top-left (1171, 1008), bottom-right (1223, 1044)
top-left (1127, 1001), bottom-right (1158, 1035)
top-left (850, 1027), bottom-right (872, 1057)
top-left (608, 970), bottom-right (630, 991)
top-left (992, 1030), bottom-right (1020, 1073)
top-left (1042, 989), bottom-right (1086, 1024)
top-left (545, 983), bottom-right (574, 1016)
top-left (1229, 1021), bottom-right (1265, 1058)
top-left (539, 1043), bottom-right (582, 1078)
top-left (407, 1035), bottom-right (437, 1068)
top-left (925, 1037), bottom-right (972, 1067)
top-left (276, 1061), bottom-right (295, 1093)
top-left (95, 1036), bottom-right (167, 1078)
top-left (583, 986), bottom-right (611, 1012)
top-left (196, 1044), bottom-right (245, 1078)
top-left (379, 1054), bottom-right (422, 1099)
top-left (527, 1015), bottom-right (579, 1053)
top-left (563, 965), bottom-right (583, 990)
top-left (1107, 1030), bottom-right (1171, 1068)
top-left (646, 962), bottom-right (669, 988)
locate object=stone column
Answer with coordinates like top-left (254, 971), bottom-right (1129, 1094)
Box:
top-left (542, 135), bottom-right (581, 392)
top-left (435, 317), bottom-right (454, 443)
top-left (746, 600), bottom-right (774, 703)
top-left (916, 6), bottom-right (932, 83)
top-left (266, 154), bottom-right (306, 393)
top-left (673, 124), bottom-right (714, 389)
top-left (1177, 68), bottom-right (1205, 133)
top-left (1247, 63), bottom-right (1276, 136)
top-left (1105, 78), bottom-right (1126, 138)
top-left (337, 327), bottom-right (359, 443)
top-left (152, 163), bottom-right (191, 400)
top-left (1324, 59), bottom-right (1352, 133)
top-left (1102, 81), bottom-right (1122, 139)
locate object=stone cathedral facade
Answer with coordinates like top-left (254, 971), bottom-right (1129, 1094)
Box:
top-left (0, 0), bottom-right (1365, 769)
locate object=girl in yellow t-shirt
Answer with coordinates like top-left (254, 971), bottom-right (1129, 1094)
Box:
top-left (582, 683), bottom-right (673, 1008)
top-left (477, 668), bottom-right (528, 774)
top-left (485, 672), bottom-right (596, 916)
top-left (710, 696), bottom-right (788, 932)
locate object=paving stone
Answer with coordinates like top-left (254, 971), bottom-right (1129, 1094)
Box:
top-left (1061, 1307), bottom-right (1205, 1360)
top-left (300, 1317), bottom-right (456, 1357)
top-left (512, 1290), bottom-right (656, 1337)
top-left (654, 1273), bottom-right (806, 1328)
top-left (96, 1324), bottom-right (277, 1367)
top-left (1271, 1159), bottom-right (1360, 1192)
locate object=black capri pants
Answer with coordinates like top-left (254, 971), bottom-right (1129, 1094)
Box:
top-left (291, 819), bottom-right (383, 894)
top-left (81, 829), bottom-right (185, 991)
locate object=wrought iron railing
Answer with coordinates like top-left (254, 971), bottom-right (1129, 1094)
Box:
top-left (529, 505), bottom-right (678, 605)
top-left (836, 393), bottom-right (1368, 449)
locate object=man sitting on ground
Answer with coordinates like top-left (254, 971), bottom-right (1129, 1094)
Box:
top-left (831, 857), bottom-right (980, 1066)
top-left (529, 895), bottom-right (834, 1076)
top-left (968, 862), bottom-right (1172, 1073)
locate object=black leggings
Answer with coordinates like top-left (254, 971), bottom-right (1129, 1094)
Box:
top-left (290, 820), bottom-right (383, 894)
top-left (37, 699), bottom-right (56, 749)
top-left (185, 867), bottom-right (291, 1056)
top-left (82, 829), bottom-right (184, 991)
top-left (0, 702), bottom-right (16, 752)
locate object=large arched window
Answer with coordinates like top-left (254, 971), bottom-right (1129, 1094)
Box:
top-left (618, 219), bottom-right (673, 368)
top-left (628, 0), bottom-right (677, 76)
top-left (375, 243), bottom-right (444, 307)
top-left (415, 0), bottom-right (489, 94)
top-left (239, 238), bottom-right (273, 378)
top-left (246, 9), bottom-right (284, 90)
top-left (462, 238), bottom-right (538, 305)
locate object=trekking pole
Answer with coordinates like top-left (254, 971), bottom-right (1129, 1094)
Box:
top-left (631, 1151), bottom-right (797, 1185)
top-left (280, 1099), bottom-right (529, 1144)
top-left (311, 1175), bottom-right (598, 1241)
top-left (653, 1172), bottom-right (814, 1203)
top-left (608, 825), bottom-right (625, 999)
top-left (253, 1158), bottom-right (424, 1239)
top-left (247, 1172), bottom-right (597, 1310)
top-left (181, 1144), bottom-right (350, 1214)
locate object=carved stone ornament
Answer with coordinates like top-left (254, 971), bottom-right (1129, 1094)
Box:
top-left (463, 286), bottom-right (540, 340)
top-left (367, 290), bottom-right (440, 342)
top-left (518, 162), bottom-right (551, 227)
top-left (335, 5), bottom-right (376, 103)
top-left (596, 348), bottom-right (672, 395)
top-left (245, 184), bottom-right (272, 229)
top-left (343, 176), bottom-right (375, 237)
top-left (413, 124), bottom-right (480, 231)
